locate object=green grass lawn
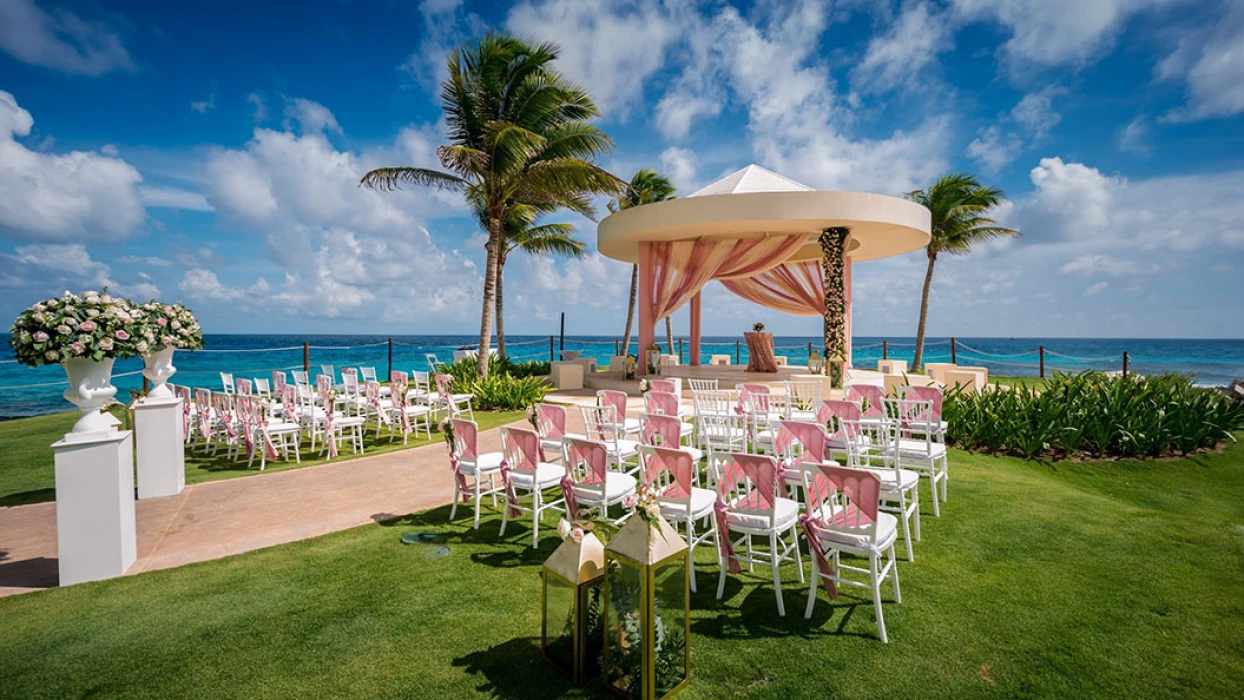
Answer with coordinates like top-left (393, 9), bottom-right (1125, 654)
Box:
top-left (0, 409), bottom-right (525, 507)
top-left (2, 437), bottom-right (1242, 698)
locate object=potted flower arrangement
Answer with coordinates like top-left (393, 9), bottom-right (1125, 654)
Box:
top-left (132, 301), bottom-right (204, 399)
top-left (623, 354), bottom-right (637, 380)
top-left (8, 291), bottom-right (140, 436)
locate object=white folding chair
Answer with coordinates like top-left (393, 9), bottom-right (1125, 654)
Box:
top-left (639, 444), bottom-right (718, 592)
top-left (499, 426), bottom-right (565, 547)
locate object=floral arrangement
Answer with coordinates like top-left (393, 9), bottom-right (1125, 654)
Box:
top-left (8, 291), bottom-right (141, 366)
top-left (557, 518), bottom-right (586, 543)
top-left (525, 404), bottom-right (540, 431)
top-left (752, 322), bottom-right (766, 332)
top-left (623, 481), bottom-right (663, 526)
top-left (132, 301), bottom-right (205, 352)
top-left (638, 378), bottom-right (651, 394)
top-left (438, 417), bottom-right (455, 450)
top-left (623, 354), bottom-right (637, 380)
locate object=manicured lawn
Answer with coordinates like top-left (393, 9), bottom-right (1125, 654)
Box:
top-left (2, 439), bottom-right (1242, 698)
top-left (0, 409), bottom-right (525, 507)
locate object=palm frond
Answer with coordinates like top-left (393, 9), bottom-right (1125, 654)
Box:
top-left (359, 167), bottom-right (466, 192)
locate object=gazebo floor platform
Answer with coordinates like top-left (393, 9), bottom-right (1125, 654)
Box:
top-left (582, 364), bottom-right (887, 396)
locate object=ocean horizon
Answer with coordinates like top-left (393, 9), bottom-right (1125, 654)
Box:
top-left (2, 333), bottom-right (1242, 420)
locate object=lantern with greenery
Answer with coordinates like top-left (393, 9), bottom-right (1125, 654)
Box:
top-left (808, 349), bottom-right (823, 375)
top-left (645, 343), bottom-right (662, 376)
top-left (603, 494), bottom-right (690, 699)
top-left (542, 521), bottom-right (605, 684)
top-left (827, 352), bottom-right (846, 389)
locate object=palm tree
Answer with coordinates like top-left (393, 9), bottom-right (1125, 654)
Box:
top-left (360, 34), bottom-right (622, 379)
top-left (610, 169), bottom-right (676, 357)
top-left (905, 173), bottom-right (1019, 369)
top-left (480, 203), bottom-right (584, 357)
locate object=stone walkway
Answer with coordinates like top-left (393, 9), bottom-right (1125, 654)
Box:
top-left (0, 395), bottom-right (621, 597)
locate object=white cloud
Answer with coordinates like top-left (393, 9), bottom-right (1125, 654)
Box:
top-left (180, 269), bottom-right (269, 304)
top-left (513, 252), bottom-right (631, 321)
top-left (0, 243), bottom-right (158, 299)
top-left (852, 1), bottom-right (953, 93)
top-left (1059, 254), bottom-right (1156, 276)
top-left (401, 0), bottom-right (482, 92)
top-left (247, 92), bottom-right (268, 123)
top-left (117, 255), bottom-right (173, 268)
top-left (951, 0), bottom-right (1168, 70)
top-left (1083, 281), bottom-right (1109, 296)
top-left (966, 125), bottom-right (1023, 171)
top-left (660, 146), bottom-right (699, 193)
top-left (654, 92), bottom-right (722, 141)
top-left (1011, 91), bottom-right (1061, 139)
top-left (1017, 157), bottom-right (1121, 239)
top-left (0, 90), bottom-right (146, 241)
top-left (1117, 115), bottom-right (1150, 154)
top-left (966, 90), bottom-right (1060, 170)
top-left (139, 185), bottom-right (215, 212)
top-left (0, 0), bottom-right (132, 75)
top-left (505, 0), bottom-right (686, 117)
top-left (283, 97), bottom-right (342, 135)
top-left (1157, 0), bottom-right (1244, 122)
top-left (190, 94), bottom-right (216, 113)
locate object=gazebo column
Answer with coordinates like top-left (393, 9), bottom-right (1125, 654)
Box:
top-left (819, 227), bottom-right (851, 388)
top-left (689, 292), bottom-right (702, 366)
top-left (845, 255), bottom-right (853, 367)
top-left (637, 242), bottom-right (655, 376)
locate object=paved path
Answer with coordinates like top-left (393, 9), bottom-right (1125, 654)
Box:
top-left (0, 396), bottom-right (626, 598)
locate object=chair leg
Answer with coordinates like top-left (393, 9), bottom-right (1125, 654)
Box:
top-left (804, 547), bottom-right (819, 619)
top-left (900, 492), bottom-right (914, 562)
top-left (790, 525), bottom-right (805, 584)
top-left (928, 472), bottom-right (941, 517)
top-left (716, 552), bottom-right (728, 601)
top-left (871, 554), bottom-right (888, 643)
top-left (449, 480), bottom-right (460, 521)
top-left (531, 489), bottom-right (541, 548)
top-left (912, 488), bottom-right (921, 541)
top-left (889, 544), bottom-right (902, 604)
top-left (770, 531), bottom-right (785, 617)
top-left (499, 485), bottom-right (510, 538)
top-left (473, 479), bottom-right (483, 530)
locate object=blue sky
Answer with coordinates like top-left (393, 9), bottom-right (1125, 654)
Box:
top-left (1, 0), bottom-right (1242, 339)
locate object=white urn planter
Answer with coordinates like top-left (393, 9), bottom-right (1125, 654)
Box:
top-left (62, 356), bottom-right (118, 438)
top-left (142, 346), bottom-right (176, 399)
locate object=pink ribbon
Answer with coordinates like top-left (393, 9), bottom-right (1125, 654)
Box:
top-left (714, 497), bottom-right (741, 574)
top-left (800, 514), bottom-right (837, 599)
top-left (561, 475), bottom-right (580, 521)
top-left (498, 460), bottom-right (523, 518)
top-left (324, 406), bottom-right (338, 458)
top-left (447, 448), bottom-right (472, 503)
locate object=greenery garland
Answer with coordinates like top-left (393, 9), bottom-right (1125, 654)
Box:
top-left (819, 227), bottom-right (850, 387)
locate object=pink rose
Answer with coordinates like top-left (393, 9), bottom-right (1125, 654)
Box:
top-left (69, 342), bottom-right (85, 356)
top-left (163, 305), bottom-right (173, 314)
top-left (79, 321), bottom-right (98, 332)
top-left (162, 336), bottom-right (174, 346)
top-left (157, 318), bottom-right (168, 327)
top-left (32, 331), bottom-right (49, 342)
top-left (114, 330), bottom-right (130, 340)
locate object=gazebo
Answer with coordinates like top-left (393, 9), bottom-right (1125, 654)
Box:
top-left (596, 165), bottom-right (931, 383)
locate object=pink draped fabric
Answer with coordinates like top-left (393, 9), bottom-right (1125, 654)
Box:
top-left (448, 418), bottom-right (477, 502)
top-left (846, 384), bottom-right (885, 418)
top-left (801, 464), bottom-right (882, 598)
top-left (720, 260), bottom-right (825, 317)
top-left (642, 445), bottom-right (695, 500)
top-left (641, 413), bottom-right (682, 450)
top-left (501, 427), bottom-right (542, 518)
top-left (561, 438), bottom-right (609, 522)
top-left (714, 453), bottom-right (782, 574)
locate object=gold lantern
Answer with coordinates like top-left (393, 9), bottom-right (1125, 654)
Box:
top-left (542, 530), bottom-right (606, 684)
top-left (646, 344), bottom-right (662, 376)
top-left (808, 349), bottom-right (823, 375)
top-left (827, 352), bottom-right (846, 390)
top-left (603, 515), bottom-right (690, 699)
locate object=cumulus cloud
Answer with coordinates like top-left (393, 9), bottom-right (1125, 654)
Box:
top-left (139, 185), bottom-right (215, 212)
top-left (1060, 254), bottom-right (1157, 276)
top-left (966, 90), bottom-right (1061, 171)
top-left (660, 146), bottom-right (699, 193)
top-left (0, 90), bottom-right (146, 241)
top-left (1083, 281), bottom-right (1109, 296)
top-left (0, 0), bottom-right (132, 75)
top-left (0, 243), bottom-right (159, 299)
top-left (852, 1), bottom-right (954, 93)
top-left (283, 97), bottom-right (342, 135)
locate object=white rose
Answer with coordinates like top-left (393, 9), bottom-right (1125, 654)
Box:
top-left (87, 309), bottom-right (100, 318)
top-left (136, 340), bottom-right (149, 353)
top-left (32, 312), bottom-right (44, 323)
top-left (45, 350), bottom-right (59, 361)
top-left (99, 337), bottom-right (114, 351)
top-left (33, 303), bottom-right (45, 312)
top-left (57, 325), bottom-right (71, 335)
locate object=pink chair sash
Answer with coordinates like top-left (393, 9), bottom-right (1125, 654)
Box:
top-left (236, 378), bottom-right (253, 396)
top-left (390, 372), bottom-right (412, 435)
top-left (644, 390), bottom-right (680, 418)
top-left (643, 445), bottom-right (694, 500)
top-left (501, 427), bottom-right (541, 518)
top-left (435, 374), bottom-right (456, 411)
top-left (649, 379), bottom-right (676, 394)
top-left (598, 390), bottom-right (629, 427)
top-left (175, 385), bottom-right (191, 435)
top-left (561, 438), bottom-right (609, 521)
top-left (904, 385), bottom-right (944, 420)
top-left (194, 389), bottom-right (213, 440)
top-left (714, 453), bottom-right (781, 574)
top-left (272, 371), bottom-right (286, 391)
top-left (641, 413), bottom-right (683, 449)
top-left (448, 418), bottom-right (478, 502)
top-left (534, 403), bottom-right (566, 460)
top-left (846, 384), bottom-right (884, 417)
top-left (318, 382), bottom-right (338, 458)
top-left (801, 464), bottom-right (882, 598)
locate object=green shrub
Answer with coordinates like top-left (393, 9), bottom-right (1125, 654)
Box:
top-left (435, 355), bottom-right (550, 410)
top-left (943, 371), bottom-right (1244, 460)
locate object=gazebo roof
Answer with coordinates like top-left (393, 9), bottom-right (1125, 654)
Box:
top-left (597, 164), bottom-right (931, 265)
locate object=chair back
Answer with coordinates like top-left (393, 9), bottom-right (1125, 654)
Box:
top-left (578, 404), bottom-right (621, 443)
top-left (360, 367), bottom-right (378, 383)
top-left (279, 384), bottom-right (298, 420)
top-left (410, 370), bottom-right (431, 398)
top-left (777, 420), bottom-right (832, 466)
top-left (365, 380), bottom-right (385, 418)
top-left (317, 377), bottom-right (337, 418)
top-left (501, 426), bottom-right (541, 474)
top-left (846, 383), bottom-right (885, 417)
top-left (220, 372), bottom-right (235, 395)
top-left (785, 380), bottom-right (822, 411)
top-left (434, 374), bottom-right (458, 413)
top-left (692, 389), bottom-right (733, 418)
top-left (716, 452), bottom-right (783, 526)
top-left (885, 396), bottom-right (937, 444)
top-left (342, 368), bottom-right (359, 389)
top-left (424, 353), bottom-right (441, 372)
top-left (649, 379), bottom-right (677, 394)
top-left (900, 385), bottom-right (944, 422)
top-left (390, 370), bottom-right (409, 396)
top-left (254, 377), bottom-right (272, 396)
top-left (644, 390), bottom-right (680, 418)
top-left (739, 383), bottom-right (774, 416)
top-left (639, 445), bottom-right (695, 501)
top-left (450, 417), bottom-right (479, 461)
top-left (236, 378), bottom-right (253, 396)
top-left (698, 412), bottom-right (746, 453)
top-left (803, 464), bottom-right (882, 545)
top-left (291, 370), bottom-right (308, 386)
top-left (641, 413), bottom-right (683, 449)
top-left (688, 377), bottom-right (719, 393)
top-left (193, 388), bottom-right (213, 439)
top-left (596, 390), bottom-right (629, 427)
top-left (563, 437), bottom-right (609, 486)
top-left (534, 403), bottom-right (568, 441)
top-left (175, 385), bottom-right (191, 402)
top-left (272, 371), bottom-right (287, 391)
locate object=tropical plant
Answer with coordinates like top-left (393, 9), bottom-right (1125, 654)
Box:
top-left (438, 355), bottom-right (550, 410)
top-left (478, 202), bottom-right (583, 358)
top-left (904, 173), bottom-right (1018, 369)
top-left (610, 169), bottom-right (676, 357)
top-left (360, 33), bottom-right (623, 380)
top-left (9, 291), bottom-right (142, 366)
top-left (942, 372), bottom-right (1244, 460)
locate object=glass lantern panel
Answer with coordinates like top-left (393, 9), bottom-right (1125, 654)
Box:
top-left (544, 575), bottom-right (576, 674)
top-left (582, 581), bottom-right (605, 679)
top-left (605, 559), bottom-right (646, 698)
top-left (652, 559), bottom-right (689, 696)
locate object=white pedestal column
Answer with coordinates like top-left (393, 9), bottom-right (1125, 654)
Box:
top-left (134, 396), bottom-right (186, 499)
top-left (52, 430), bottom-right (137, 586)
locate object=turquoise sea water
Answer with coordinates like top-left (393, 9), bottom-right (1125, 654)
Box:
top-left (1, 334), bottom-right (1242, 419)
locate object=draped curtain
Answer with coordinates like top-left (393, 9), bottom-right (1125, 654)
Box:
top-left (643, 235), bottom-right (806, 323)
top-left (719, 260), bottom-right (824, 316)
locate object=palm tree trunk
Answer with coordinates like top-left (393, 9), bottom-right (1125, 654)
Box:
top-left (478, 216), bottom-right (502, 380)
top-left (621, 263), bottom-right (637, 356)
top-left (912, 251), bottom-right (937, 371)
top-left (665, 316), bottom-right (674, 355)
top-left (495, 248), bottom-right (507, 360)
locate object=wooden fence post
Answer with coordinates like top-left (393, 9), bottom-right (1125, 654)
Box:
top-left (559, 312), bottom-right (565, 353)
top-left (387, 338), bottom-right (393, 381)
top-left (678, 338), bottom-right (684, 364)
top-left (950, 337), bottom-right (957, 364)
top-left (735, 340), bottom-right (741, 365)
top-left (303, 342), bottom-right (310, 373)
top-left (549, 336), bottom-right (554, 362)
top-left (882, 340), bottom-right (888, 360)
top-left (1122, 351), bottom-right (1129, 379)
top-left (1039, 345), bottom-right (1045, 379)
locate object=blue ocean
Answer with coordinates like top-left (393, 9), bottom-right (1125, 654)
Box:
top-left (1, 334), bottom-right (1242, 419)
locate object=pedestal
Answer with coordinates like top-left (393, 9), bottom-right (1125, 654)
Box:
top-left (52, 430), bottom-right (136, 586)
top-left (134, 396), bottom-right (186, 499)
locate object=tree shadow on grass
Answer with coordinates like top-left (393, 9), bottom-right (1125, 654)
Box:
top-left (372, 506), bottom-right (559, 568)
top-left (451, 636), bottom-right (596, 700)
top-left (0, 488), bottom-right (57, 508)
top-left (692, 577), bottom-right (883, 642)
